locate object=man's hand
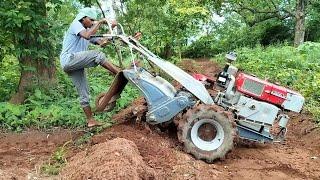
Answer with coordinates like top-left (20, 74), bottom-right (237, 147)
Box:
top-left (79, 19), bottom-right (117, 40)
top-left (134, 32), bottom-right (142, 40)
top-left (99, 18), bottom-right (117, 28)
top-left (98, 18), bottom-right (108, 24)
top-left (110, 20), bottom-right (117, 28)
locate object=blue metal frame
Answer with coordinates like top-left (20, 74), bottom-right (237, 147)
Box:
top-left (123, 67), bottom-right (193, 124)
top-left (237, 124), bottom-right (273, 143)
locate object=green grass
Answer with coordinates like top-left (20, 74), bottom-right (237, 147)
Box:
top-left (41, 142), bottom-right (69, 175)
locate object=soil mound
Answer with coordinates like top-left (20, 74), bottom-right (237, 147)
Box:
top-left (0, 169), bottom-right (16, 179)
top-left (61, 138), bottom-right (155, 179)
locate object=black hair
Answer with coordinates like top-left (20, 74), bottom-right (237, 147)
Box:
top-left (79, 16), bottom-right (87, 23)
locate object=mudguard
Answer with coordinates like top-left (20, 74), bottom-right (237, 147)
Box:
top-left (120, 36), bottom-right (214, 105)
top-left (148, 56), bottom-right (214, 104)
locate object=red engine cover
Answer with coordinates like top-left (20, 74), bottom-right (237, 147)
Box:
top-left (235, 73), bottom-right (288, 106)
top-left (192, 73), bottom-right (215, 83)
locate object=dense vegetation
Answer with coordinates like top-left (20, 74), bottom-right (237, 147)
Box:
top-left (0, 0), bottom-right (319, 131)
top-left (0, 57), bottom-right (139, 131)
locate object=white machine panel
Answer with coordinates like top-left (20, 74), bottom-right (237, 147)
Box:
top-left (236, 96), bottom-right (280, 126)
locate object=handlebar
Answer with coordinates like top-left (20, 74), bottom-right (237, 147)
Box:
top-left (105, 20), bottom-right (125, 36)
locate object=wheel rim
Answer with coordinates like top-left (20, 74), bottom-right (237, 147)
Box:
top-left (190, 118), bottom-right (224, 151)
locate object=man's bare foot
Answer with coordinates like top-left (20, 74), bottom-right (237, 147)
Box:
top-left (87, 119), bottom-right (103, 127)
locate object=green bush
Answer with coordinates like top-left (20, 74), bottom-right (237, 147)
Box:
top-left (0, 55), bottom-right (20, 101)
top-left (182, 16), bottom-right (293, 58)
top-left (0, 61), bottom-right (139, 131)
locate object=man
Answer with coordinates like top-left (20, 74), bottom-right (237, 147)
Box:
top-left (60, 7), bottom-right (120, 127)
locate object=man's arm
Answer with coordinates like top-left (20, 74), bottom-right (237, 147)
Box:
top-left (79, 19), bottom-right (117, 40)
top-left (79, 19), bottom-right (105, 40)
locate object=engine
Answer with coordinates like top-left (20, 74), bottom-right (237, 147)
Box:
top-left (212, 61), bottom-right (305, 142)
top-left (235, 73), bottom-right (304, 113)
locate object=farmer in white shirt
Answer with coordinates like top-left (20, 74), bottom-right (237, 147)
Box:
top-left (60, 7), bottom-right (119, 127)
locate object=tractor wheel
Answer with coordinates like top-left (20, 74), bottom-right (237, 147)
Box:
top-left (177, 105), bottom-right (236, 163)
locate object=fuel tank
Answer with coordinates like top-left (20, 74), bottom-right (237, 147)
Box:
top-left (235, 73), bottom-right (304, 113)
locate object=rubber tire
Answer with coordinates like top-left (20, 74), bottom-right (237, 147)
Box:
top-left (180, 108), bottom-right (235, 163)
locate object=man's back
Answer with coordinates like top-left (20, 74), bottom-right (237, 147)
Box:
top-left (60, 20), bottom-right (89, 68)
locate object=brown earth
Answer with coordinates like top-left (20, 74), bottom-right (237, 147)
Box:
top-left (60, 138), bottom-right (155, 179)
top-left (0, 59), bottom-right (320, 180)
top-left (0, 128), bottom-right (81, 179)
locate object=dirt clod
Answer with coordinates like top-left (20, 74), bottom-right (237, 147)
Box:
top-left (61, 138), bottom-right (155, 179)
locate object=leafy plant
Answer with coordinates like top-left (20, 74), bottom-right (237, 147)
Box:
top-left (41, 142), bottom-right (70, 175)
top-left (0, 60), bottom-right (139, 131)
top-left (0, 102), bottom-right (26, 132)
top-left (0, 55), bottom-right (20, 101)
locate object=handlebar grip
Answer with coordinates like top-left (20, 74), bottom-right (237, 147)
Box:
top-left (90, 35), bottom-right (104, 38)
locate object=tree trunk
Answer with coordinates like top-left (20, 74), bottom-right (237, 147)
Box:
top-left (162, 44), bottom-right (173, 59)
top-left (294, 0), bottom-right (307, 47)
top-left (9, 0), bottom-right (56, 104)
top-left (9, 57), bottom-right (56, 104)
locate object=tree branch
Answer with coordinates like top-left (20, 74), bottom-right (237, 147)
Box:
top-left (235, 2), bottom-right (294, 26)
top-left (238, 3), bottom-right (278, 14)
top-left (95, 0), bottom-right (105, 18)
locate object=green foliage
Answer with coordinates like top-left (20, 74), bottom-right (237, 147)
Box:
top-left (225, 0), bottom-right (296, 26)
top-left (183, 15), bottom-right (254, 57)
top-left (0, 0), bottom-right (61, 60)
top-left (41, 142), bottom-right (69, 175)
top-left (215, 42), bottom-right (320, 123)
top-left (306, 100), bottom-right (320, 121)
top-left (184, 0), bottom-right (320, 58)
top-left (0, 103), bottom-right (27, 132)
top-left (121, 0), bottom-right (211, 58)
top-left (0, 56), bottom-right (20, 101)
top-left (74, 132), bottom-right (92, 147)
top-left (306, 1), bottom-right (320, 42)
top-left (0, 0), bottom-right (138, 131)
top-left (260, 23), bottom-right (293, 46)
top-left (0, 62), bottom-right (138, 131)
top-left (183, 12), bottom-right (295, 58)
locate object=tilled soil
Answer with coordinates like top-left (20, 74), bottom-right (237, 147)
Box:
top-left (0, 59), bottom-right (319, 179)
top-left (0, 129), bottom-right (81, 179)
top-left (61, 138), bottom-right (155, 179)
top-left (89, 101), bottom-right (320, 180)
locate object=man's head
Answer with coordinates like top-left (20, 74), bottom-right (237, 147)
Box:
top-left (76, 7), bottom-right (98, 28)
